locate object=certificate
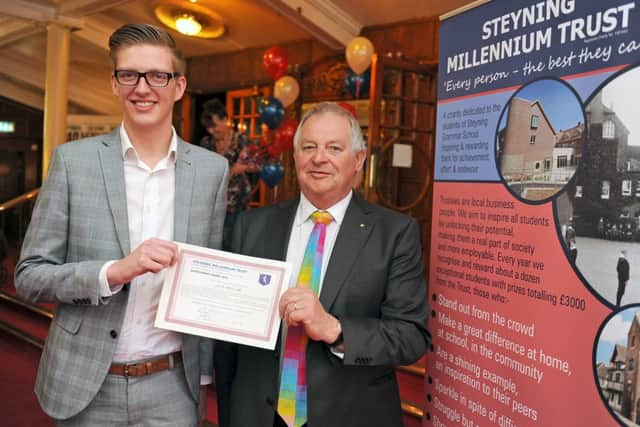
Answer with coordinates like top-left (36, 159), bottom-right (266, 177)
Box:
top-left (155, 242), bottom-right (291, 350)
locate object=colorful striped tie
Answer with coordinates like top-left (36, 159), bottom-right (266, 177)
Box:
top-left (277, 210), bottom-right (333, 427)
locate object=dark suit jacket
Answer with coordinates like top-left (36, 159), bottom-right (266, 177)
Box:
top-left (229, 194), bottom-right (430, 427)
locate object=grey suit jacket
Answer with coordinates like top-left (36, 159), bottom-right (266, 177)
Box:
top-left (14, 130), bottom-right (229, 420)
top-left (229, 195), bottom-right (430, 427)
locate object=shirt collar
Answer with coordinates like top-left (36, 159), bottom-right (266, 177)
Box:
top-left (295, 191), bottom-right (353, 227)
top-left (119, 124), bottom-right (178, 164)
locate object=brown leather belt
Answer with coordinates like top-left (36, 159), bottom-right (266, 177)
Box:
top-left (109, 352), bottom-right (182, 377)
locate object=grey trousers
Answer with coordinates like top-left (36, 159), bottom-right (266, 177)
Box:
top-left (56, 366), bottom-right (197, 427)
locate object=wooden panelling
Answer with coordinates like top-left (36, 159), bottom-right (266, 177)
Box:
top-left (362, 17), bottom-right (440, 62)
top-left (187, 39), bottom-right (335, 94)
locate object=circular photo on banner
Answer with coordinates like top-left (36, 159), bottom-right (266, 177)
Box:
top-left (496, 78), bottom-right (585, 202)
top-left (595, 306), bottom-right (640, 426)
top-left (556, 65), bottom-right (640, 307)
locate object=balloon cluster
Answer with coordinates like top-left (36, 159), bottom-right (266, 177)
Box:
top-left (251, 46), bottom-right (302, 187)
top-left (244, 118), bottom-right (298, 188)
top-left (344, 36), bottom-right (374, 99)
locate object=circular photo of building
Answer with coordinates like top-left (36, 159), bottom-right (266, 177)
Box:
top-left (595, 306), bottom-right (640, 425)
top-left (496, 78), bottom-right (585, 202)
top-left (556, 65), bottom-right (640, 307)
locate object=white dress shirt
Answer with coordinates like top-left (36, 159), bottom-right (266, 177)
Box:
top-left (99, 125), bottom-right (181, 362)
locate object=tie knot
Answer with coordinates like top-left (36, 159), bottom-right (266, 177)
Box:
top-left (311, 210), bottom-right (332, 225)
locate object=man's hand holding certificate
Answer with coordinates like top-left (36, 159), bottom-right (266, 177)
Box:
top-left (155, 242), bottom-right (291, 350)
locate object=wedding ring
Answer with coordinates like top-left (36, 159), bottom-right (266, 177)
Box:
top-left (293, 303), bottom-right (297, 311)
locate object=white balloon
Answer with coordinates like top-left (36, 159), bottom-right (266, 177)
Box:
top-left (346, 36), bottom-right (374, 74)
top-left (274, 75), bottom-right (300, 107)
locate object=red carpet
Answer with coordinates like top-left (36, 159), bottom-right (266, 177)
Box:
top-left (0, 330), bottom-right (52, 426)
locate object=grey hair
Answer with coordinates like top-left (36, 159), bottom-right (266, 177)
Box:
top-left (108, 23), bottom-right (186, 75)
top-left (293, 102), bottom-right (366, 153)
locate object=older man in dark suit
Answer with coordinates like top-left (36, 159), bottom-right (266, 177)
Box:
top-left (229, 102), bottom-right (430, 427)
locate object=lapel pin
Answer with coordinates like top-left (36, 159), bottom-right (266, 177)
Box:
top-left (360, 223), bottom-right (366, 228)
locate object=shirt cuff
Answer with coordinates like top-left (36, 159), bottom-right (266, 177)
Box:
top-left (99, 260), bottom-right (122, 300)
top-left (330, 347), bottom-right (345, 359)
top-left (201, 375), bottom-right (213, 385)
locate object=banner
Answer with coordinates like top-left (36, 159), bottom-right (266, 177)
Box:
top-left (426, 1), bottom-right (640, 426)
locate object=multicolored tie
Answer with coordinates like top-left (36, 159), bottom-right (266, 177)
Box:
top-left (277, 210), bottom-right (333, 427)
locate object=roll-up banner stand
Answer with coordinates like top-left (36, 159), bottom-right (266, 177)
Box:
top-left (426, 1), bottom-right (640, 426)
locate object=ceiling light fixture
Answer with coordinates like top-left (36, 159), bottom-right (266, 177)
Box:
top-left (175, 13), bottom-right (202, 36)
top-left (154, 1), bottom-right (225, 39)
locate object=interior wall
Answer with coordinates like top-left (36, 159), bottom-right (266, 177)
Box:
top-left (0, 97), bottom-right (43, 201)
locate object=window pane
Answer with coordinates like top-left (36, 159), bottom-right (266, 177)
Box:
top-left (531, 115), bottom-right (539, 129)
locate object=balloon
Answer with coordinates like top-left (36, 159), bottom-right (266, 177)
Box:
top-left (263, 46), bottom-right (289, 81)
top-left (337, 102), bottom-right (357, 119)
top-left (257, 131), bottom-right (282, 158)
top-left (345, 36), bottom-right (374, 74)
top-left (266, 142), bottom-right (282, 158)
top-left (344, 69), bottom-right (370, 99)
top-left (274, 118), bottom-right (298, 152)
top-left (260, 162), bottom-right (284, 187)
top-left (258, 97), bottom-right (285, 130)
top-left (274, 76), bottom-right (300, 107)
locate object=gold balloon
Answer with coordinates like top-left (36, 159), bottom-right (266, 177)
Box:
top-left (274, 75), bottom-right (300, 107)
top-left (346, 36), bottom-right (374, 74)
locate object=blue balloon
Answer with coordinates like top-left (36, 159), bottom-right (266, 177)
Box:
top-left (344, 69), bottom-right (370, 99)
top-left (260, 162), bottom-right (284, 187)
top-left (258, 97), bottom-right (285, 130)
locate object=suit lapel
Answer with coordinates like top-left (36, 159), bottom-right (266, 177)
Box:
top-left (99, 130), bottom-right (130, 255)
top-left (265, 198), bottom-right (298, 261)
top-left (174, 140), bottom-right (194, 243)
top-left (320, 195), bottom-right (373, 310)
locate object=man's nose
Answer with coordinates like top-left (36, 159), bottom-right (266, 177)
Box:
top-left (311, 147), bottom-right (328, 162)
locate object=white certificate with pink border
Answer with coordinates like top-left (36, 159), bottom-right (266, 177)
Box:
top-left (155, 242), bottom-right (291, 350)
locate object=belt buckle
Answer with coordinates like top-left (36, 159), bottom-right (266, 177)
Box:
top-left (123, 364), bottom-right (130, 377)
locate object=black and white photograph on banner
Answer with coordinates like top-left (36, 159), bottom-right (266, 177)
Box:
top-left (557, 66), bottom-right (640, 307)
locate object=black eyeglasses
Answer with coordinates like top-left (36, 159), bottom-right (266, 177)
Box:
top-left (113, 70), bottom-right (180, 87)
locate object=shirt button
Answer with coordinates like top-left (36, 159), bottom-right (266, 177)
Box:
top-left (110, 330), bottom-right (118, 339)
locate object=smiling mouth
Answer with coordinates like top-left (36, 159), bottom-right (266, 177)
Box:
top-left (132, 100), bottom-right (155, 107)
top-left (309, 171), bottom-right (331, 178)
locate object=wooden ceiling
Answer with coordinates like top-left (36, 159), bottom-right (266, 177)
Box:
top-left (0, 0), bottom-right (475, 115)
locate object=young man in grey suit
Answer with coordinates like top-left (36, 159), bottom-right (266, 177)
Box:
top-left (15, 24), bottom-right (228, 426)
top-left (229, 102), bottom-right (430, 427)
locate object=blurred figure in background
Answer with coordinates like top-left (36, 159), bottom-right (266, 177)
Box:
top-left (199, 98), bottom-right (258, 427)
top-left (200, 98), bottom-right (258, 251)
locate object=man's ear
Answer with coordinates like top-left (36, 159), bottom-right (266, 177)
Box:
top-left (174, 75), bottom-right (187, 101)
top-left (110, 75), bottom-right (119, 96)
top-left (355, 149), bottom-right (367, 172)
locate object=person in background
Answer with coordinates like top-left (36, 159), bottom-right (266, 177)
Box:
top-left (229, 102), bottom-right (430, 427)
top-left (617, 249), bottom-right (630, 307)
top-left (199, 98), bottom-right (259, 427)
top-left (15, 23), bottom-right (228, 426)
top-left (200, 99), bottom-right (258, 251)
